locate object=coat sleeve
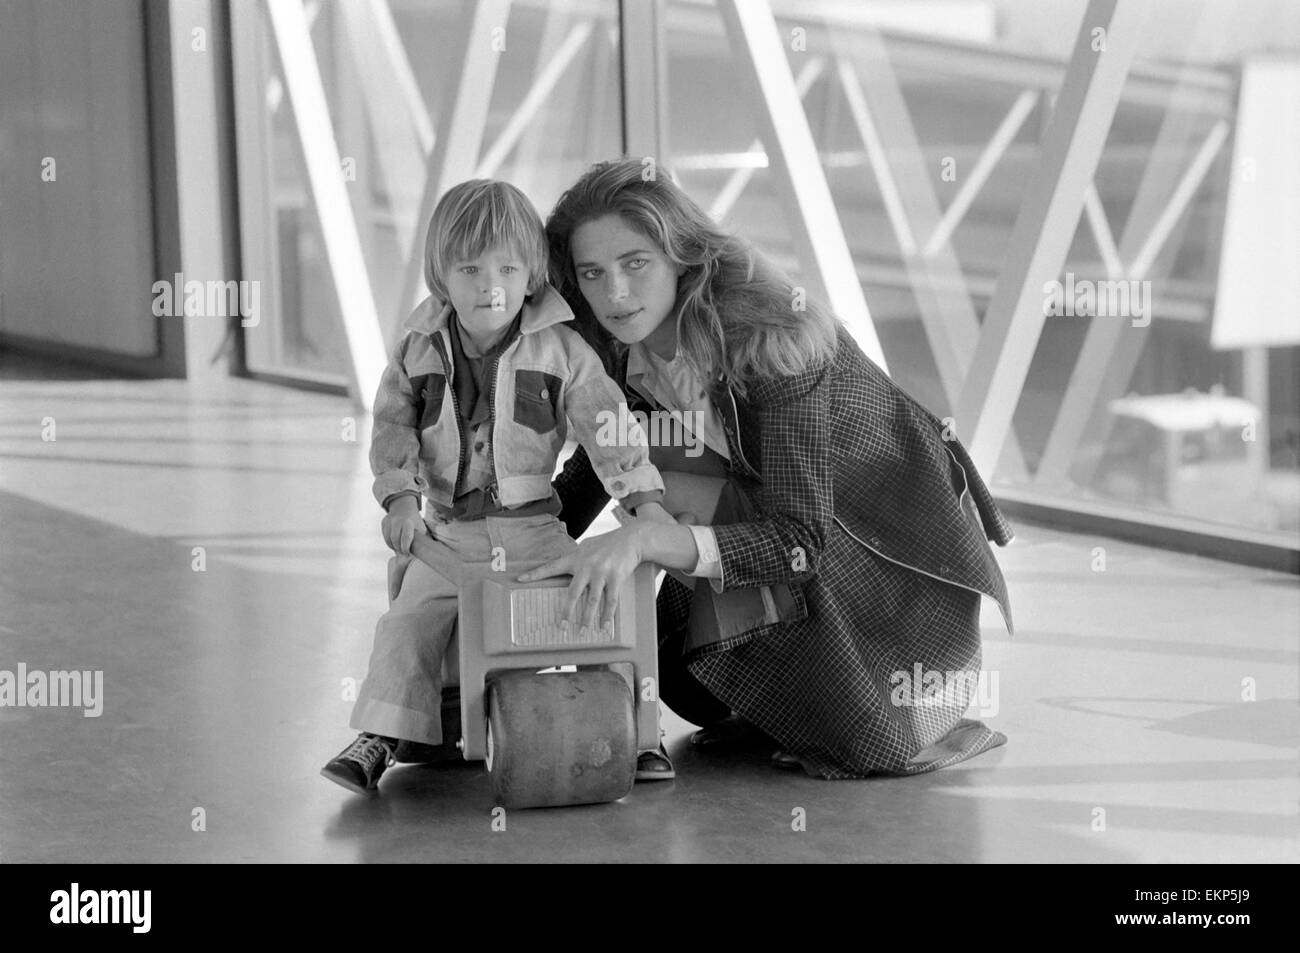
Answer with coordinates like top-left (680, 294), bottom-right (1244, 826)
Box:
top-left (559, 327), bottom-right (665, 502)
top-left (711, 365), bottom-right (835, 590)
top-left (369, 334), bottom-right (426, 507)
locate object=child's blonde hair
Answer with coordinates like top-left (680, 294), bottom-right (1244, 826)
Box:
top-left (423, 179), bottom-right (549, 302)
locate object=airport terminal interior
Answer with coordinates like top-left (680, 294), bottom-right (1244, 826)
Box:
top-left (0, 0), bottom-right (1297, 862)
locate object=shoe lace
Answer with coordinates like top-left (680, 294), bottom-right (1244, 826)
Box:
top-left (346, 734), bottom-right (395, 770)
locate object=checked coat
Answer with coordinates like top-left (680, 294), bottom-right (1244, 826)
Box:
top-left (555, 324), bottom-right (1015, 779)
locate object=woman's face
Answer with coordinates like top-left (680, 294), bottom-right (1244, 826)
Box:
top-left (569, 215), bottom-right (682, 349)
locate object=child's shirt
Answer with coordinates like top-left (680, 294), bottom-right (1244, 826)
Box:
top-left (371, 284), bottom-right (664, 519)
top-left (437, 309), bottom-right (558, 520)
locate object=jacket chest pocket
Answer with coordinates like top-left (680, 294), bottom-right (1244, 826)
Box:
top-left (513, 369), bottom-right (562, 434)
top-left (410, 372), bottom-right (447, 431)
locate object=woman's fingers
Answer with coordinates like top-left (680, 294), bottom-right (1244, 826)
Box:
top-left (599, 587), bottom-right (619, 630)
top-left (563, 576), bottom-right (623, 632)
top-left (515, 527), bottom-right (638, 629)
top-left (564, 572), bottom-right (590, 626)
top-left (580, 578), bottom-right (606, 632)
top-left (516, 556), bottom-right (572, 583)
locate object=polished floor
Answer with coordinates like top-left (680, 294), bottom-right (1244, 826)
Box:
top-left (1, 355), bottom-right (1296, 863)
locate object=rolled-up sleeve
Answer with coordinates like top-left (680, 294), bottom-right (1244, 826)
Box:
top-left (562, 330), bottom-right (665, 502)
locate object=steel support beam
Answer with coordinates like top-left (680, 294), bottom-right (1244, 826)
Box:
top-left (336, 0), bottom-right (434, 260)
top-left (717, 0), bottom-right (887, 371)
top-left (834, 34), bottom-right (1027, 474)
top-left (266, 0), bottom-right (388, 409)
top-left (924, 89), bottom-right (1039, 258)
top-left (395, 0), bottom-right (511, 319)
top-left (957, 0), bottom-right (1148, 477)
top-left (1033, 0), bottom-right (1241, 487)
top-left (478, 22), bottom-right (593, 178)
top-left (710, 57), bottom-right (825, 222)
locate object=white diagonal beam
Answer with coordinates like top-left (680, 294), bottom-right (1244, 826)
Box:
top-left (837, 57), bottom-right (918, 257)
top-left (266, 0), bottom-right (386, 410)
top-left (477, 21), bottom-right (592, 179)
top-left (710, 56), bottom-right (825, 221)
top-left (832, 35), bottom-right (1027, 476)
top-left (1128, 119), bottom-right (1229, 278)
top-left (1035, 118), bottom-right (1230, 485)
top-left (336, 0), bottom-right (433, 258)
top-left (958, 0), bottom-right (1149, 476)
top-left (396, 0), bottom-right (511, 319)
top-left (1033, 0), bottom-right (1242, 487)
top-left (508, 4), bottom-right (574, 198)
top-left (924, 89), bottom-right (1039, 258)
top-left (717, 0), bottom-right (886, 371)
top-left (1082, 183), bottom-right (1123, 276)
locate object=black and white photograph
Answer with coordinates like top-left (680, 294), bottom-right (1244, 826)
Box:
top-left (0, 0), bottom-right (1296, 889)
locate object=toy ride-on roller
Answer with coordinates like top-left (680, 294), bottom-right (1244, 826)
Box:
top-left (409, 532), bottom-right (662, 810)
top-left (487, 669), bottom-right (636, 809)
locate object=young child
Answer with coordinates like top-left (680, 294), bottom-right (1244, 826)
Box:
top-left (321, 179), bottom-right (674, 795)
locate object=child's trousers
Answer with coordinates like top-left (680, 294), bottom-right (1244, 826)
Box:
top-left (349, 513), bottom-right (577, 745)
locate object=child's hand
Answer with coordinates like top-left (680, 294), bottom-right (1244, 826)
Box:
top-left (382, 496), bottom-right (426, 555)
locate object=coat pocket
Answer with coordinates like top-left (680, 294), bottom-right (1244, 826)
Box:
top-left (513, 369), bottom-right (562, 434)
top-left (410, 372), bottom-right (447, 431)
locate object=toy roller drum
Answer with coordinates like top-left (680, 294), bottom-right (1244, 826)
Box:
top-left (486, 669), bottom-right (636, 809)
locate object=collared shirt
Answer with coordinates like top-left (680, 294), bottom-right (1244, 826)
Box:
top-left (625, 342), bottom-right (732, 462)
top-left (452, 311), bottom-right (513, 496)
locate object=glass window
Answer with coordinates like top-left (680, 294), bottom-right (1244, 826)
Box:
top-left (232, 0), bottom-right (622, 382)
top-left (661, 0), bottom-right (1300, 541)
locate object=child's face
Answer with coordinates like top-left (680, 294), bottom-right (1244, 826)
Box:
top-left (443, 244), bottom-right (531, 347)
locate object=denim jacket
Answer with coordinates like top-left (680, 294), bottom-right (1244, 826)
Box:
top-left (371, 284), bottom-right (664, 511)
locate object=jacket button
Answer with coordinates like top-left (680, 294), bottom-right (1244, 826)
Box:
top-left (474, 442), bottom-right (484, 452)
top-left (540, 388), bottom-right (549, 400)
top-left (612, 480), bottom-right (625, 492)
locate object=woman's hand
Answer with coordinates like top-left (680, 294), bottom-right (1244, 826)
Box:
top-left (517, 523), bottom-right (647, 632)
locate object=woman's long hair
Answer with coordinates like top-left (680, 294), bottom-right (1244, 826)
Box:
top-left (545, 158), bottom-right (840, 396)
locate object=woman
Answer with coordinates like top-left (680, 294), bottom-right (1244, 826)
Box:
top-left (519, 158), bottom-right (1014, 779)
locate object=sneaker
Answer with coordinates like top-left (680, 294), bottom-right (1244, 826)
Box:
top-left (320, 733), bottom-right (396, 794)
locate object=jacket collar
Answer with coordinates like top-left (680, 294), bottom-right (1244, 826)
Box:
top-left (403, 282), bottom-right (574, 337)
